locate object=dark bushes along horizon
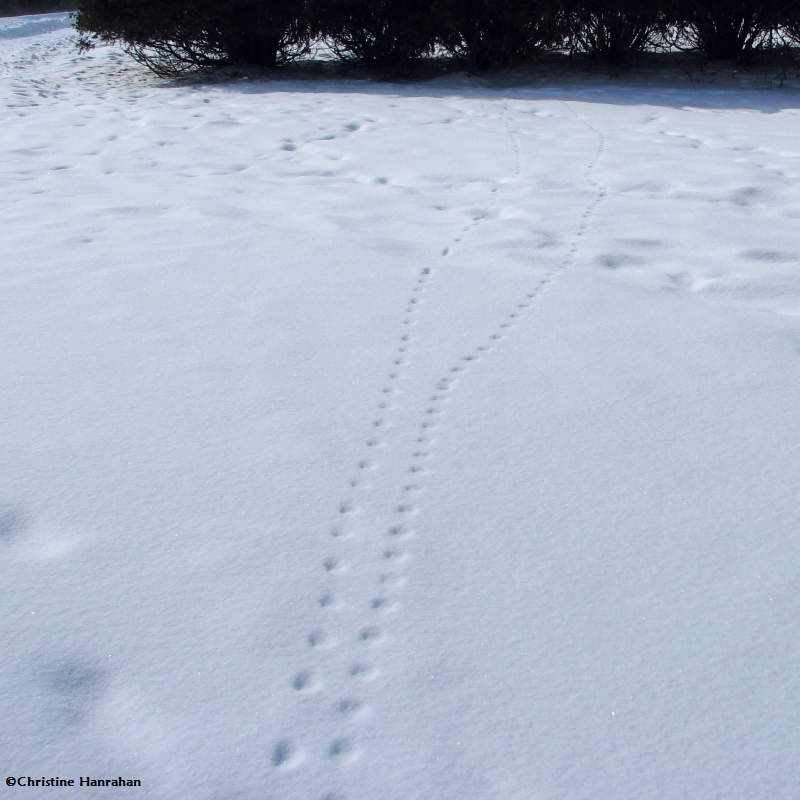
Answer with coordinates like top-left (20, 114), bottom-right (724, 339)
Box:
top-left (440, 0), bottom-right (561, 68)
top-left (667, 0), bottom-right (786, 60)
top-left (74, 0), bottom-right (800, 77)
top-left (75, 0), bottom-right (313, 75)
top-left (312, 0), bottom-right (448, 70)
top-left (561, 0), bottom-right (668, 63)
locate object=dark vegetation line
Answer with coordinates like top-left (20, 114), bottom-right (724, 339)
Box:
top-left (0, 0), bottom-right (72, 16)
top-left (56, 0), bottom-right (800, 76)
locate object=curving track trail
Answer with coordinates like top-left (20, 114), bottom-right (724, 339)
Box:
top-left (274, 100), bottom-right (609, 798)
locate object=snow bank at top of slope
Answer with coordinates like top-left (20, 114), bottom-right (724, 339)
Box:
top-left (0, 12), bottom-right (72, 40)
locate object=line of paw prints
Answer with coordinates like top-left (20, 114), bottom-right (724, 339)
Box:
top-left (303, 115), bottom-right (537, 778)
top-left (273, 176), bottom-right (520, 785)
top-left (273, 265), bottom-right (434, 776)
top-left (279, 165), bottom-right (517, 783)
top-left (327, 112), bottom-right (609, 783)
top-left (274, 111), bottom-right (607, 793)
top-left (284, 122), bottom-right (532, 779)
top-left (502, 102), bottom-right (523, 180)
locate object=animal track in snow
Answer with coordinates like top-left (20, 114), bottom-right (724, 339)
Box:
top-left (329, 523), bottom-right (352, 540)
top-left (281, 104), bottom-right (607, 794)
top-left (272, 739), bottom-right (302, 769)
top-left (326, 103), bottom-right (608, 790)
top-left (388, 524), bottom-right (413, 539)
top-left (318, 593), bottom-right (338, 608)
top-left (358, 626), bottom-right (384, 644)
top-left (502, 102), bottom-right (523, 179)
top-left (285, 257), bottom-right (437, 776)
top-left (348, 662), bottom-right (375, 680)
top-left (334, 697), bottom-right (365, 718)
top-left (323, 557), bottom-right (346, 574)
top-left (370, 597), bottom-right (398, 614)
top-left (293, 670), bottom-right (321, 693)
top-left (328, 737), bottom-right (359, 762)
top-left (308, 629), bottom-right (335, 649)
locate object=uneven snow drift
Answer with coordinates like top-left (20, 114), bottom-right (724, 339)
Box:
top-left (2, 13), bottom-right (800, 800)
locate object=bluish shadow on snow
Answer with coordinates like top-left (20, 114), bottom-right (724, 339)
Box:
top-left (45, 658), bottom-right (107, 726)
top-left (0, 505), bottom-right (25, 540)
top-left (153, 48), bottom-right (800, 112)
top-left (0, 12), bottom-right (72, 40)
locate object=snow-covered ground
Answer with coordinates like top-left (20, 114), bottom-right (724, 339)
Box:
top-left (2, 13), bottom-right (800, 799)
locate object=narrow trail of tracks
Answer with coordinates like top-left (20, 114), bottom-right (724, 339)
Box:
top-left (277, 100), bottom-right (608, 797)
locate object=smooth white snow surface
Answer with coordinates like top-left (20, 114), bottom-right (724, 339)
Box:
top-left (2, 14), bottom-right (800, 799)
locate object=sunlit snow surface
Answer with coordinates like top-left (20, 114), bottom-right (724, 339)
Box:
top-left (2, 13), bottom-right (800, 800)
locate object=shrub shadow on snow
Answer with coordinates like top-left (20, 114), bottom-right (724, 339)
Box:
top-left (163, 51), bottom-right (800, 113)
